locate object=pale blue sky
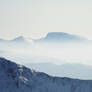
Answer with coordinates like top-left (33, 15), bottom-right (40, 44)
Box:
top-left (0, 0), bottom-right (92, 39)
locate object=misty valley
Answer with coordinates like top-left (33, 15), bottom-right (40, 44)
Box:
top-left (0, 32), bottom-right (92, 92)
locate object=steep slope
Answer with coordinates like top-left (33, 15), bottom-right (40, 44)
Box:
top-left (27, 63), bottom-right (92, 79)
top-left (0, 58), bottom-right (92, 92)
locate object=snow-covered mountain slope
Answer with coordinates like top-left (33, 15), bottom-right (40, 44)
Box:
top-left (0, 58), bottom-right (92, 92)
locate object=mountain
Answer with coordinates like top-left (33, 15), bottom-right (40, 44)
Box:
top-left (0, 36), bottom-right (33, 45)
top-left (0, 38), bottom-right (5, 42)
top-left (27, 63), bottom-right (92, 80)
top-left (0, 38), bottom-right (8, 43)
top-left (0, 33), bottom-right (90, 46)
top-left (10, 36), bottom-right (30, 44)
top-left (0, 57), bottom-right (92, 92)
top-left (0, 36), bottom-right (33, 50)
top-left (34, 32), bottom-right (88, 43)
top-left (11, 36), bottom-right (25, 42)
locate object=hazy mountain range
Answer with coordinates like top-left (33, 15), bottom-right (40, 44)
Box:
top-left (0, 32), bottom-right (91, 51)
top-left (0, 32), bottom-right (91, 44)
top-left (0, 32), bottom-right (92, 80)
top-left (34, 32), bottom-right (88, 43)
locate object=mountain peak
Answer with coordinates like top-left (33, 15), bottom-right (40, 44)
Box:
top-left (10, 36), bottom-right (31, 44)
top-left (46, 32), bottom-right (86, 40)
top-left (10, 36), bottom-right (33, 44)
top-left (12, 36), bottom-right (25, 41)
top-left (35, 32), bottom-right (87, 43)
top-left (47, 32), bottom-right (69, 37)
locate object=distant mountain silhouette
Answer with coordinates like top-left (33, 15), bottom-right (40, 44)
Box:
top-left (11, 36), bottom-right (25, 42)
top-left (0, 36), bottom-right (33, 48)
top-left (0, 32), bottom-right (90, 44)
top-left (0, 38), bottom-right (8, 43)
top-left (10, 36), bottom-right (29, 44)
top-left (34, 32), bottom-right (88, 43)
top-left (0, 36), bottom-right (33, 44)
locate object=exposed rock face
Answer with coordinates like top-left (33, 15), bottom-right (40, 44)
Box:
top-left (0, 58), bottom-right (92, 92)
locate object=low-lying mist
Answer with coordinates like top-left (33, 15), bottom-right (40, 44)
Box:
top-left (1, 32), bottom-right (92, 79)
top-left (0, 41), bottom-right (92, 79)
top-left (0, 42), bottom-right (92, 66)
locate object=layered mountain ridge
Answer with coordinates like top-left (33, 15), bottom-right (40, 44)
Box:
top-left (0, 32), bottom-right (89, 44)
top-left (0, 57), bottom-right (92, 92)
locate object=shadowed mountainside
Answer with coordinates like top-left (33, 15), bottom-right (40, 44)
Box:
top-left (0, 58), bottom-right (92, 92)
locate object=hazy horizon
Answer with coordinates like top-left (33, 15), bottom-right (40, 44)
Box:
top-left (1, 0), bottom-right (92, 40)
top-left (0, 32), bottom-right (89, 40)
